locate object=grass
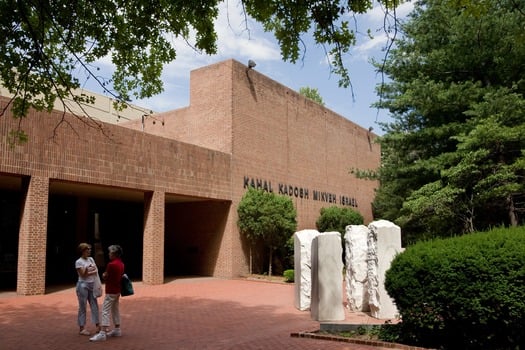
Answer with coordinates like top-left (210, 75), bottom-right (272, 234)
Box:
top-left (320, 325), bottom-right (383, 341)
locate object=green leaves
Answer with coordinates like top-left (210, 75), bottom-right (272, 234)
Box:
top-left (374, 0), bottom-right (525, 240)
top-left (315, 205), bottom-right (363, 233)
top-left (298, 86), bottom-right (325, 105)
top-left (237, 187), bottom-right (297, 275)
top-left (2, 0), bottom-right (408, 143)
top-left (237, 187), bottom-right (297, 248)
top-left (385, 227), bottom-right (525, 349)
top-left (1, 0), bottom-right (220, 119)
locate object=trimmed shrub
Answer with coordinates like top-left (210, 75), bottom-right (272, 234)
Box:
top-left (315, 206), bottom-right (364, 233)
top-left (283, 269), bottom-right (294, 283)
top-left (385, 226), bottom-right (525, 349)
top-left (316, 206), bottom-right (364, 262)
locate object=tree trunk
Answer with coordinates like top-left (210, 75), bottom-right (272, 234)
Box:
top-left (508, 194), bottom-right (518, 227)
top-left (249, 246), bottom-right (252, 274)
top-left (268, 248), bottom-right (273, 277)
top-left (463, 193), bottom-right (475, 233)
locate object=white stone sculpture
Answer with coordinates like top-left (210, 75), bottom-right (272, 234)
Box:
top-left (367, 220), bottom-right (402, 319)
top-left (310, 232), bottom-right (345, 321)
top-left (344, 225), bottom-right (369, 311)
top-left (295, 220), bottom-right (402, 321)
top-left (293, 229), bottom-right (320, 311)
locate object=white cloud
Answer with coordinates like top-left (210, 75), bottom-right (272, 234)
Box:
top-left (79, 1), bottom-right (414, 131)
top-left (349, 1), bottom-right (414, 62)
top-left (361, 0), bottom-right (414, 25)
top-left (134, 2), bottom-right (283, 111)
top-left (353, 33), bottom-right (388, 61)
top-left (157, 2), bottom-right (280, 80)
top-left (214, 3), bottom-right (281, 61)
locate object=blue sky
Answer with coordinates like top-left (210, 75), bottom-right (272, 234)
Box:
top-left (81, 1), bottom-right (414, 135)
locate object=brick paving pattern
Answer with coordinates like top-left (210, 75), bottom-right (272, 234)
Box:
top-left (0, 278), bottom-right (395, 350)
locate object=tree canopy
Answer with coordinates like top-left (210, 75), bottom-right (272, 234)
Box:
top-left (237, 187), bottom-right (297, 275)
top-left (373, 0), bottom-right (525, 243)
top-left (299, 87), bottom-right (325, 106)
top-left (315, 205), bottom-right (363, 233)
top-left (1, 0), bottom-right (404, 142)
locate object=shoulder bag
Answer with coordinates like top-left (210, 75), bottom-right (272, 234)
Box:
top-left (90, 257), bottom-right (103, 298)
top-left (121, 273), bottom-right (134, 297)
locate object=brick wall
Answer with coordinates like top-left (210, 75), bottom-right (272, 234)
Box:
top-left (17, 176), bottom-right (49, 295)
top-left (122, 59), bottom-right (380, 277)
top-left (232, 60), bottom-right (380, 275)
top-left (0, 97), bottom-right (232, 200)
top-left (1, 58), bottom-right (380, 283)
top-left (123, 62), bottom-right (234, 154)
top-left (0, 95), bottom-right (233, 288)
top-left (138, 59), bottom-right (381, 276)
top-left (143, 191), bottom-right (165, 284)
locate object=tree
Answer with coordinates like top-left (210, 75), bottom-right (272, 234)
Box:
top-left (237, 187), bottom-right (297, 276)
top-left (1, 0), bottom-right (404, 142)
top-left (315, 205), bottom-right (363, 233)
top-left (372, 0), bottom-right (525, 243)
top-left (316, 205), bottom-right (364, 261)
top-left (299, 87), bottom-right (325, 106)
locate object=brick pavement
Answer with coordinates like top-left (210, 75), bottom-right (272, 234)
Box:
top-left (0, 278), bottom-right (396, 350)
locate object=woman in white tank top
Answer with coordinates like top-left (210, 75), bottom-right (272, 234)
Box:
top-left (75, 243), bottom-right (100, 336)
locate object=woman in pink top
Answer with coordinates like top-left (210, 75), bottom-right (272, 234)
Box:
top-left (90, 245), bottom-right (125, 342)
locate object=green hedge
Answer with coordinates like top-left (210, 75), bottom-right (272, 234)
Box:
top-left (283, 269), bottom-right (294, 283)
top-left (385, 226), bottom-right (525, 349)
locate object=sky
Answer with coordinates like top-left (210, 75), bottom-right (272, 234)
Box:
top-left (80, 1), bottom-right (414, 135)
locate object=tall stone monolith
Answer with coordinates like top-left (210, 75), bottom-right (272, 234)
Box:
top-left (344, 224), bottom-right (369, 311)
top-left (310, 232), bottom-right (345, 321)
top-left (367, 220), bottom-right (402, 319)
top-left (293, 229), bottom-right (320, 310)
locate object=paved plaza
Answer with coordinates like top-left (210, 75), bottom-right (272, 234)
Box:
top-left (0, 277), bottom-right (398, 350)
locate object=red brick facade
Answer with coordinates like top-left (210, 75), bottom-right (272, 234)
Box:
top-left (143, 191), bottom-right (165, 285)
top-left (0, 59), bottom-right (379, 295)
top-left (17, 176), bottom-right (49, 295)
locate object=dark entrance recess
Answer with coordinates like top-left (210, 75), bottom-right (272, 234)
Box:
top-left (46, 195), bottom-right (79, 285)
top-left (46, 181), bottom-right (146, 288)
top-left (46, 191), bottom-right (144, 287)
top-left (1, 175), bottom-right (232, 290)
top-left (0, 190), bottom-right (21, 290)
top-left (164, 200), bottom-right (230, 278)
top-left (87, 198), bottom-right (143, 280)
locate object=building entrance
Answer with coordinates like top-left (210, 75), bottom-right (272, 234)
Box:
top-left (0, 189), bottom-right (20, 290)
top-left (165, 200), bottom-right (230, 277)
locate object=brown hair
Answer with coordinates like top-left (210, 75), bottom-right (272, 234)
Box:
top-left (77, 243), bottom-right (91, 254)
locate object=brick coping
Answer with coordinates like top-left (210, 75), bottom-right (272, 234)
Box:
top-left (290, 330), bottom-right (435, 350)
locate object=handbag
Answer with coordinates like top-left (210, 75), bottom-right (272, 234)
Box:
top-left (121, 273), bottom-right (134, 297)
top-left (93, 272), bottom-right (103, 298)
top-left (90, 258), bottom-right (103, 298)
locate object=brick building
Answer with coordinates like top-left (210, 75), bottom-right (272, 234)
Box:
top-left (0, 59), bottom-right (380, 295)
